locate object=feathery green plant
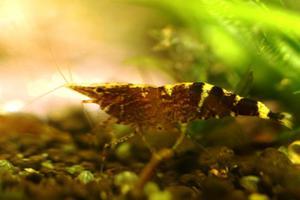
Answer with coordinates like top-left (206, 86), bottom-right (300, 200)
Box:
top-left (129, 0), bottom-right (300, 127)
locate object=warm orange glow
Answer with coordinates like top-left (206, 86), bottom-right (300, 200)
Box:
top-left (1, 99), bottom-right (24, 113)
top-left (0, 1), bottom-right (168, 115)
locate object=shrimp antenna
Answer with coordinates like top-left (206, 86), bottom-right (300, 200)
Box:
top-left (57, 65), bottom-right (69, 84)
top-left (44, 36), bottom-right (71, 84)
top-left (23, 83), bottom-right (66, 109)
top-left (48, 47), bottom-right (69, 84)
top-left (67, 64), bottom-right (73, 83)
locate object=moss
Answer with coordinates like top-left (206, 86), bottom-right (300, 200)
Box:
top-left (76, 170), bottom-right (94, 184)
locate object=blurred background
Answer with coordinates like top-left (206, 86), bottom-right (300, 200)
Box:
top-left (0, 0), bottom-right (299, 133)
top-left (0, 0), bottom-right (166, 115)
